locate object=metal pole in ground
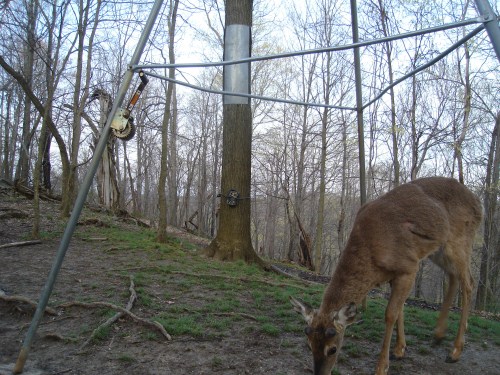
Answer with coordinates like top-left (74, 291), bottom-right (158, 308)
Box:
top-left (474, 0), bottom-right (500, 62)
top-left (12, 0), bottom-right (164, 373)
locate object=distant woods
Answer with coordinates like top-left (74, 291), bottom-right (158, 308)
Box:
top-left (0, 0), bottom-right (498, 311)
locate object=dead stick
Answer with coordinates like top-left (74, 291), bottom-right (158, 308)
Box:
top-left (0, 240), bottom-right (42, 250)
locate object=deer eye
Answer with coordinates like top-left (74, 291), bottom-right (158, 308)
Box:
top-left (304, 326), bottom-right (313, 335)
top-left (327, 347), bottom-right (337, 356)
top-left (325, 327), bottom-right (337, 337)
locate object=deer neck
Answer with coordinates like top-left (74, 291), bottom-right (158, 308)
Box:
top-left (319, 244), bottom-right (381, 314)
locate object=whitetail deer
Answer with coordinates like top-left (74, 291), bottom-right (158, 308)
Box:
top-left (291, 177), bottom-right (482, 375)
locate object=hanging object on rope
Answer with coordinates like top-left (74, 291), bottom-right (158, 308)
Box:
top-left (111, 70), bottom-right (149, 141)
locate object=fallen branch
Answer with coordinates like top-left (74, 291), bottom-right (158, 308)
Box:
top-left (0, 240), bottom-right (42, 250)
top-left (78, 275), bottom-right (138, 350)
top-left (0, 294), bottom-right (57, 315)
top-left (12, 180), bottom-right (60, 202)
top-left (0, 208), bottom-right (29, 220)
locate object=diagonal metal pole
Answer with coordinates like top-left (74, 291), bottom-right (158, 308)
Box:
top-left (474, 0), bottom-right (500, 62)
top-left (12, 0), bottom-right (164, 373)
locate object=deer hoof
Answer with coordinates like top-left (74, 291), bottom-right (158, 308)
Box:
top-left (445, 355), bottom-right (458, 363)
top-left (389, 353), bottom-right (404, 361)
top-left (432, 337), bottom-right (444, 347)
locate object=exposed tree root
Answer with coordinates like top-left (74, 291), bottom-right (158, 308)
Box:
top-left (76, 275), bottom-right (142, 350)
top-left (1, 276), bottom-right (171, 345)
top-left (57, 276), bottom-right (171, 344)
top-left (0, 293), bottom-right (57, 315)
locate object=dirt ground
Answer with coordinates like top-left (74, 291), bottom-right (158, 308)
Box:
top-left (1, 193), bottom-right (499, 375)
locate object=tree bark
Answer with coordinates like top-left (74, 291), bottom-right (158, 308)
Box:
top-left (205, 0), bottom-right (263, 266)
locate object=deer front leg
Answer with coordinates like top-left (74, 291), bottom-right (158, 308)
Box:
top-left (376, 275), bottom-right (414, 375)
top-left (391, 306), bottom-right (406, 359)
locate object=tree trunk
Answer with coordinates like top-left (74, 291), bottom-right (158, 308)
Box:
top-left (205, 0), bottom-right (263, 266)
top-left (314, 43), bottom-right (332, 273)
top-left (314, 105), bottom-right (328, 272)
top-left (377, 0), bottom-right (399, 186)
top-left (88, 90), bottom-right (120, 211)
top-left (1, 89), bottom-right (13, 180)
top-left (454, 41), bottom-right (471, 184)
top-left (68, 0), bottom-right (101, 208)
top-left (15, 0), bottom-right (38, 184)
top-left (337, 116), bottom-right (348, 253)
top-left (476, 112), bottom-right (499, 310)
top-left (158, 0), bottom-right (179, 242)
top-left (206, 104), bottom-right (263, 264)
top-left (263, 180), bottom-right (278, 259)
top-left (168, 86), bottom-right (179, 226)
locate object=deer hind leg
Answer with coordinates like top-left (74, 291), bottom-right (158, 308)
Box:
top-left (376, 274), bottom-right (414, 375)
top-left (434, 273), bottom-right (459, 345)
top-left (446, 268), bottom-right (473, 363)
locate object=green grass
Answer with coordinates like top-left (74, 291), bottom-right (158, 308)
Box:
top-left (65, 218), bottom-right (500, 362)
top-left (154, 314), bottom-right (204, 337)
top-left (76, 224), bottom-right (185, 255)
top-left (342, 341), bottom-right (365, 358)
top-left (92, 325), bottom-right (111, 342)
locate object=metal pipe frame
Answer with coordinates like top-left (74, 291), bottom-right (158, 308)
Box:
top-left (12, 0), bottom-right (165, 373)
top-left (142, 24), bottom-right (486, 112)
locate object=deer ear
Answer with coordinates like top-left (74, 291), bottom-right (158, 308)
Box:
top-left (290, 296), bottom-right (315, 325)
top-left (334, 302), bottom-right (357, 326)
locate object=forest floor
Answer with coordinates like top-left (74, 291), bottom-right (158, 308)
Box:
top-left (0, 189), bottom-right (499, 375)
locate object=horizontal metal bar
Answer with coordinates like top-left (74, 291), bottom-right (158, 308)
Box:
top-left (132, 17), bottom-right (485, 71)
top-left (144, 71), bottom-right (357, 111)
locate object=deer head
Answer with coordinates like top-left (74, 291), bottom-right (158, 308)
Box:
top-left (290, 297), bottom-right (357, 375)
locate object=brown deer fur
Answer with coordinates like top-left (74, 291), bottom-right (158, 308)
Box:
top-left (291, 177), bottom-right (482, 375)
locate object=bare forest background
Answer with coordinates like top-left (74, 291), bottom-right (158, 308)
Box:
top-left (0, 0), bottom-right (499, 312)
